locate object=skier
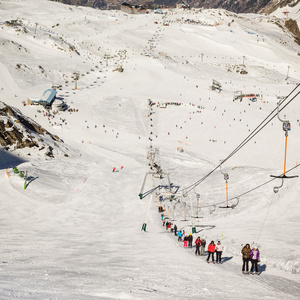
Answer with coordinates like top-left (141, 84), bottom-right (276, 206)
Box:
top-left (250, 246), bottom-right (260, 275)
top-left (215, 241), bottom-right (223, 264)
top-left (165, 221), bottom-right (169, 231)
top-left (167, 223), bottom-right (171, 233)
top-left (195, 237), bottom-right (201, 255)
top-left (188, 233), bottom-right (193, 248)
top-left (241, 244), bottom-right (251, 274)
top-left (183, 235), bottom-right (188, 248)
top-left (177, 230), bottom-right (182, 241)
top-left (200, 238), bottom-right (206, 256)
top-left (174, 224), bottom-right (177, 236)
top-left (207, 241), bottom-right (216, 263)
top-left (171, 223), bottom-right (174, 233)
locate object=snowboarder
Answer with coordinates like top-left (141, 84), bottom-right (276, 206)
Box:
top-left (207, 241), bottom-right (216, 263)
top-left (195, 237), bottom-right (201, 255)
top-left (200, 238), bottom-right (206, 256)
top-left (241, 244), bottom-right (251, 274)
top-left (250, 246), bottom-right (260, 274)
top-left (215, 241), bottom-right (223, 264)
top-left (188, 233), bottom-right (193, 248)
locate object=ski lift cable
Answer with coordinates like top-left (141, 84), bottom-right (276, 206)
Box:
top-left (224, 89), bottom-right (300, 163)
top-left (195, 163), bottom-right (300, 209)
top-left (256, 192), bottom-right (276, 245)
top-left (180, 85), bottom-right (300, 195)
top-left (181, 87), bottom-right (300, 194)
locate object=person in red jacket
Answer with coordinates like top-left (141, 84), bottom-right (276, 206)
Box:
top-left (195, 237), bottom-right (201, 256)
top-left (207, 241), bottom-right (216, 264)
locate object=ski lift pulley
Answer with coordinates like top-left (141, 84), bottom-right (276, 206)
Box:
top-left (283, 121), bottom-right (290, 135)
top-left (270, 101), bottom-right (298, 192)
top-left (219, 161), bottom-right (230, 208)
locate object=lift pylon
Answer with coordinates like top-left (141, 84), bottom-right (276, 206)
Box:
top-left (271, 99), bottom-right (298, 193)
top-left (219, 161), bottom-right (231, 208)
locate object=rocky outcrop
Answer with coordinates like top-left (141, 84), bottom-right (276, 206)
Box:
top-left (49, 0), bottom-right (107, 9)
top-left (50, 0), bottom-right (299, 14)
top-left (172, 0), bottom-right (273, 13)
top-left (285, 18), bottom-right (300, 45)
top-left (0, 101), bottom-right (65, 158)
top-left (260, 0), bottom-right (300, 14)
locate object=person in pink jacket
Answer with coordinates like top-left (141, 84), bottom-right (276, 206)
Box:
top-left (207, 241), bottom-right (216, 264)
top-left (215, 241), bottom-right (223, 264)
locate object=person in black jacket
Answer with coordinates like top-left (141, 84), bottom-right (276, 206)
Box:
top-left (188, 233), bottom-right (193, 248)
top-left (165, 221), bottom-right (169, 231)
top-left (200, 238), bottom-right (206, 256)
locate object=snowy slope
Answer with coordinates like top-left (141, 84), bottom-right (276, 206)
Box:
top-left (0, 0), bottom-right (300, 299)
top-left (271, 2), bottom-right (300, 22)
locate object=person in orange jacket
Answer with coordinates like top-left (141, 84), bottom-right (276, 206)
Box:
top-left (207, 241), bottom-right (216, 264)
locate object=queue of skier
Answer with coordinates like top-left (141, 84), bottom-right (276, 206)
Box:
top-left (162, 218), bottom-right (260, 274)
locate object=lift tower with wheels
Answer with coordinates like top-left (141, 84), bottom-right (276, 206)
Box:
top-left (271, 100), bottom-right (298, 192)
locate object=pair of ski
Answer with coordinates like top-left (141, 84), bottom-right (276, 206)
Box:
top-left (243, 271), bottom-right (260, 275)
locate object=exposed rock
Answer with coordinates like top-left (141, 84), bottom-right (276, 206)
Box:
top-left (285, 19), bottom-right (300, 45)
top-left (49, 0), bottom-right (273, 13)
top-left (226, 64), bottom-right (248, 75)
top-left (0, 101), bottom-right (65, 158)
top-left (260, 0), bottom-right (300, 14)
top-left (49, 0), bottom-right (107, 9)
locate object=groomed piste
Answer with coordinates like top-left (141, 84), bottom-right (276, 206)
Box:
top-left (0, 0), bottom-right (300, 299)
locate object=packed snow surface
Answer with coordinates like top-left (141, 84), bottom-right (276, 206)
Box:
top-left (0, 0), bottom-right (300, 299)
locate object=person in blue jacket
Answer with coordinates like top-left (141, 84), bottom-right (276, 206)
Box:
top-left (177, 230), bottom-right (182, 241)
